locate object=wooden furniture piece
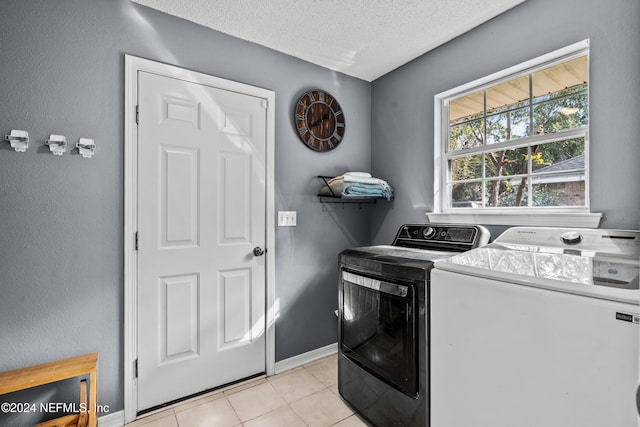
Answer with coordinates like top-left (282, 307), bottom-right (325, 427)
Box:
top-left (0, 353), bottom-right (98, 427)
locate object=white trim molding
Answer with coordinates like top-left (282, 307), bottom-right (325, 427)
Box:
top-left (98, 410), bottom-right (125, 427)
top-left (123, 54), bottom-right (276, 424)
top-left (274, 343), bottom-right (338, 374)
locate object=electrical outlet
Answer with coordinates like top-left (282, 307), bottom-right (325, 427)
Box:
top-left (278, 211), bottom-right (297, 227)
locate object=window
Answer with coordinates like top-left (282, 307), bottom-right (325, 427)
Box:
top-left (434, 41), bottom-right (593, 224)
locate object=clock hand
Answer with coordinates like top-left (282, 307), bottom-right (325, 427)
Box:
top-left (309, 114), bottom-right (331, 128)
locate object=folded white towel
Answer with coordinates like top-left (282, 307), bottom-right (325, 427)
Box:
top-left (327, 172), bottom-right (371, 186)
top-left (344, 172), bottom-right (372, 178)
top-left (344, 175), bottom-right (389, 186)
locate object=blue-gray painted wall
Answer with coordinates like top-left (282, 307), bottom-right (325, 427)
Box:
top-left (371, 0), bottom-right (640, 244)
top-left (0, 0), bottom-right (370, 423)
top-left (1, 0), bottom-right (638, 423)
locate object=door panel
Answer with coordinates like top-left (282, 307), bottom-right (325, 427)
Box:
top-left (219, 152), bottom-right (250, 242)
top-left (161, 95), bottom-right (200, 128)
top-left (219, 269), bottom-right (251, 348)
top-left (137, 71), bottom-right (267, 410)
top-left (160, 274), bottom-right (199, 362)
top-left (161, 147), bottom-right (199, 247)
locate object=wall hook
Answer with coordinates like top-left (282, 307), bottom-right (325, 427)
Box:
top-left (4, 130), bottom-right (29, 152)
top-left (45, 134), bottom-right (67, 156)
top-left (76, 138), bottom-right (95, 159)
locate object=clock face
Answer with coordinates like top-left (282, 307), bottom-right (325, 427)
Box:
top-left (295, 89), bottom-right (345, 152)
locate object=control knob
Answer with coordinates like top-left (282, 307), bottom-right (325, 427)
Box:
top-left (423, 227), bottom-right (436, 239)
top-left (561, 231), bottom-right (582, 245)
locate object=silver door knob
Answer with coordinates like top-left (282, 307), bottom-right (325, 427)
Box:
top-left (253, 247), bottom-right (266, 257)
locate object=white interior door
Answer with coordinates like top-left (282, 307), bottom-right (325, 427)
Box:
top-left (136, 70), bottom-right (267, 410)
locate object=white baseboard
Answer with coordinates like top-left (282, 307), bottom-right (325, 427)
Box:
top-left (99, 410), bottom-right (125, 427)
top-left (274, 343), bottom-right (337, 374)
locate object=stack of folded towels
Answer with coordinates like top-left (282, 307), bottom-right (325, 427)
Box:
top-left (322, 172), bottom-right (394, 200)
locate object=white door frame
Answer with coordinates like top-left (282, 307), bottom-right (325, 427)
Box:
top-left (123, 54), bottom-right (276, 423)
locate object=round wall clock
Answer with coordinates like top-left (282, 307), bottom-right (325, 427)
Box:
top-left (294, 89), bottom-right (345, 152)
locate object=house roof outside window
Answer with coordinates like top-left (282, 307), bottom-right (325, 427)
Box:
top-left (534, 154), bottom-right (585, 184)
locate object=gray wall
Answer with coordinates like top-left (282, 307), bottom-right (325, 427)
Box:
top-left (0, 0), bottom-right (370, 422)
top-left (2, 0), bottom-right (638, 423)
top-left (371, 0), bottom-right (640, 244)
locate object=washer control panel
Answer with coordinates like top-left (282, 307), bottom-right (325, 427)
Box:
top-left (497, 227), bottom-right (640, 257)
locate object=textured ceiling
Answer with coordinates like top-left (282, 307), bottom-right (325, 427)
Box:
top-left (132, 0), bottom-right (526, 82)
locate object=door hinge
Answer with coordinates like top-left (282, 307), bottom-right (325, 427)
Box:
top-left (135, 105), bottom-right (139, 125)
top-left (134, 358), bottom-right (138, 378)
top-left (135, 231), bottom-right (139, 251)
top-left (260, 99), bottom-right (268, 110)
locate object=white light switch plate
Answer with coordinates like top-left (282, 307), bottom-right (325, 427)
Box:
top-left (278, 211), bottom-right (297, 226)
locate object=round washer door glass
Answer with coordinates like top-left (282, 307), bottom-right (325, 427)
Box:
top-left (295, 89), bottom-right (345, 152)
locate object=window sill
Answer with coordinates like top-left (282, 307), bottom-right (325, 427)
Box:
top-left (426, 210), bottom-right (602, 228)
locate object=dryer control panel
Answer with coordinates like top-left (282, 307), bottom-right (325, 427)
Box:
top-left (394, 224), bottom-right (490, 251)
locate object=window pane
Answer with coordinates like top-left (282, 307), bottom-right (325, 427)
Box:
top-left (485, 179), bottom-right (528, 207)
top-left (450, 182), bottom-right (483, 208)
top-left (486, 75), bottom-right (530, 114)
top-left (485, 147), bottom-right (528, 178)
top-left (533, 93), bottom-right (588, 134)
top-left (532, 56), bottom-right (587, 101)
top-left (486, 113), bottom-right (507, 144)
top-left (486, 107), bottom-right (530, 144)
top-left (532, 137), bottom-right (585, 172)
top-left (532, 55), bottom-right (588, 135)
top-left (451, 155), bottom-right (483, 181)
top-left (532, 175), bottom-right (585, 207)
top-left (449, 119), bottom-right (484, 151)
top-left (449, 90), bottom-right (484, 123)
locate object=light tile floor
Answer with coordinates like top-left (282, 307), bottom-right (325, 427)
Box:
top-left (126, 354), bottom-right (368, 427)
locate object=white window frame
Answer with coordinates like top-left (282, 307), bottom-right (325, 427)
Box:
top-left (430, 39), bottom-right (602, 228)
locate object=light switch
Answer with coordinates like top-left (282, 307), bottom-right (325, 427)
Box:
top-left (278, 211), bottom-right (297, 227)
